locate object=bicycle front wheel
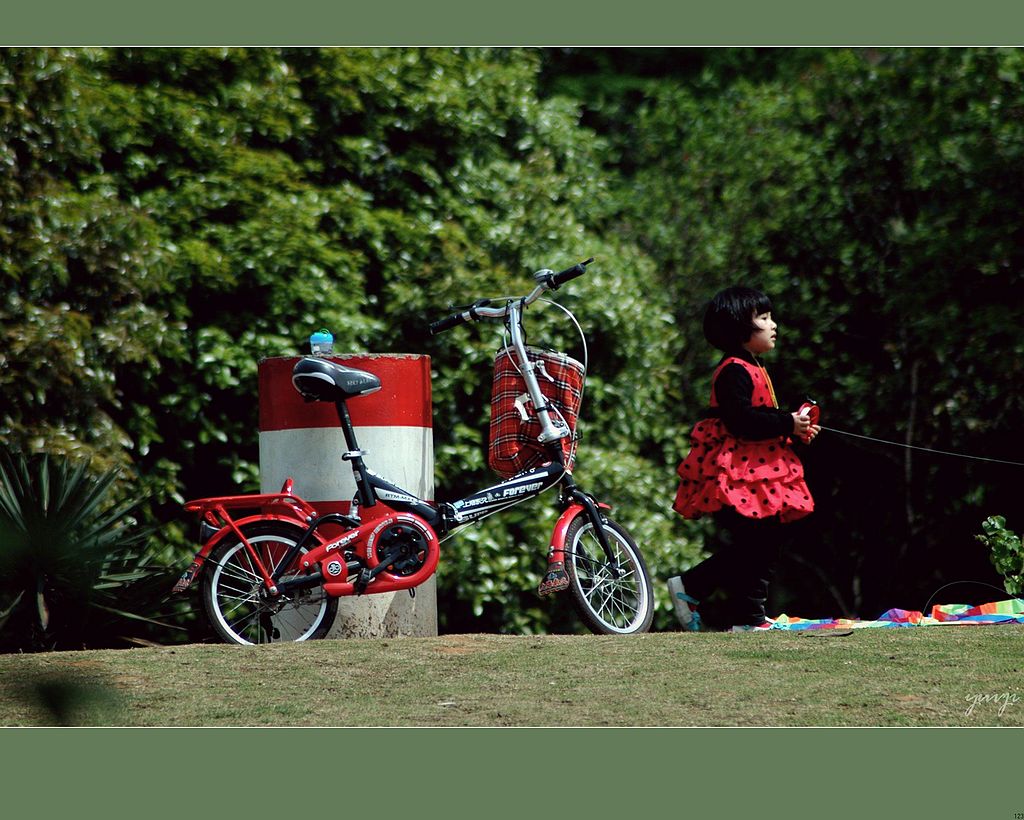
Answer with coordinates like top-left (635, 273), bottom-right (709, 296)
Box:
top-left (200, 521), bottom-right (337, 645)
top-left (564, 515), bottom-right (654, 635)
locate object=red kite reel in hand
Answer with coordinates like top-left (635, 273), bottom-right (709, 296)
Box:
top-left (797, 400), bottom-right (820, 444)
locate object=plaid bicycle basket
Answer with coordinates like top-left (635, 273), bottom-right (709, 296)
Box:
top-left (488, 345), bottom-right (585, 479)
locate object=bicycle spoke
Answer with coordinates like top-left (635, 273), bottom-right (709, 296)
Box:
top-left (602, 582), bottom-right (631, 626)
top-left (614, 588), bottom-right (637, 618)
top-left (217, 561), bottom-right (262, 586)
top-left (225, 605), bottom-right (264, 633)
top-left (216, 580), bottom-right (258, 598)
top-left (220, 588), bottom-right (260, 616)
top-left (607, 593), bottom-right (627, 625)
top-left (594, 583), bottom-right (616, 616)
top-left (264, 544), bottom-right (293, 577)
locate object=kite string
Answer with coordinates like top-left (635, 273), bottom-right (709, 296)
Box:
top-left (814, 429), bottom-right (1023, 613)
top-left (920, 580), bottom-right (1020, 616)
top-left (820, 425), bottom-right (1024, 468)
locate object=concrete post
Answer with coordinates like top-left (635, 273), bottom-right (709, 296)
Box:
top-left (257, 354), bottom-right (437, 638)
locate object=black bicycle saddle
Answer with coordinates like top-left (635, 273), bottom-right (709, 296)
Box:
top-left (291, 357), bottom-right (382, 402)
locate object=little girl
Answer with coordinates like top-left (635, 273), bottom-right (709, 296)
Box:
top-left (668, 286), bottom-right (819, 632)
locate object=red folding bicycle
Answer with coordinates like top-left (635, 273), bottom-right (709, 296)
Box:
top-left (173, 259), bottom-right (654, 643)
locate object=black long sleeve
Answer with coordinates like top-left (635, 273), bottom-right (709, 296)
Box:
top-left (712, 360), bottom-right (794, 441)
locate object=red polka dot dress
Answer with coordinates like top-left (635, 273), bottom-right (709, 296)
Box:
top-left (673, 356), bottom-right (814, 523)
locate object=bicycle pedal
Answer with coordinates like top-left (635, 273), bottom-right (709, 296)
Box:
top-left (537, 563), bottom-right (570, 597)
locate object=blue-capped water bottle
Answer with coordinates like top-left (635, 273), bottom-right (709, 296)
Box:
top-left (309, 328), bottom-right (334, 357)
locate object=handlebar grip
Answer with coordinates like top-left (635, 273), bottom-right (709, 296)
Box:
top-left (550, 257), bottom-right (594, 288)
top-left (429, 311), bottom-right (467, 335)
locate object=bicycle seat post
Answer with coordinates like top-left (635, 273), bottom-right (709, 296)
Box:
top-left (334, 399), bottom-right (377, 508)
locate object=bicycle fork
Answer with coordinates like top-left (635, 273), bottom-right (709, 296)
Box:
top-left (548, 480), bottom-right (621, 574)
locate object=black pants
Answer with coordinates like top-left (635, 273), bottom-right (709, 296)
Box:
top-left (680, 508), bottom-right (782, 628)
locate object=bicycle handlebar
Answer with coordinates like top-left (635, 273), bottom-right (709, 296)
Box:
top-left (429, 312), bottom-right (468, 335)
top-left (429, 258), bottom-right (594, 335)
top-left (546, 257), bottom-right (594, 289)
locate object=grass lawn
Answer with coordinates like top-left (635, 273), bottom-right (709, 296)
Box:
top-left (0, 627), bottom-right (1020, 727)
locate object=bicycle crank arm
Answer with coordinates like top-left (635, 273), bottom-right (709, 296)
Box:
top-left (354, 545), bottom-right (407, 593)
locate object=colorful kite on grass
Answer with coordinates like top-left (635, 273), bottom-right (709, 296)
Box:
top-left (766, 598), bottom-right (1024, 630)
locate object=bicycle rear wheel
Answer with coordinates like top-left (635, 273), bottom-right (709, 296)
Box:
top-left (564, 515), bottom-right (653, 635)
top-left (200, 521), bottom-right (337, 645)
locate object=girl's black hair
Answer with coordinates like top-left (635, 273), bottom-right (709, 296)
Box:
top-left (702, 286), bottom-right (773, 352)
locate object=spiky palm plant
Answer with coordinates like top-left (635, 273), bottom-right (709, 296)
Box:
top-left (0, 450), bottom-right (174, 652)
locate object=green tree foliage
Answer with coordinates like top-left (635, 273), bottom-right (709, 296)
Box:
top-left (976, 516), bottom-right (1023, 597)
top-left (2, 47), bottom-right (693, 637)
top-left (1, 50), bottom-right (174, 474)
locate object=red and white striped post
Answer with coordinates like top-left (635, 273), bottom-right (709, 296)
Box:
top-left (258, 353), bottom-right (436, 638)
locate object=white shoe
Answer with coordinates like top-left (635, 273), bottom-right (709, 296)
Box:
top-left (729, 621), bottom-right (773, 632)
top-left (668, 576), bottom-right (700, 631)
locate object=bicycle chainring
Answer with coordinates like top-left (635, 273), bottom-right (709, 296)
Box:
top-left (374, 523), bottom-right (430, 577)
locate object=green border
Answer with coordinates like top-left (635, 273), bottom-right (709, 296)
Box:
top-left (4, 727), bottom-right (1023, 815)
top-left (5, 10), bottom-right (1024, 817)
top-left (2, 0), bottom-right (1024, 45)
